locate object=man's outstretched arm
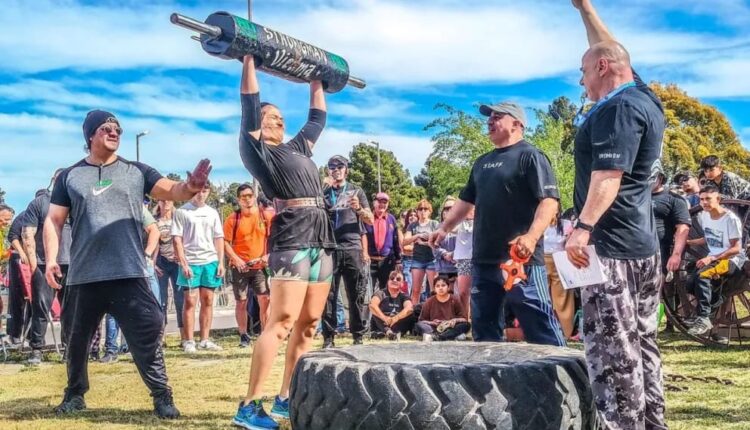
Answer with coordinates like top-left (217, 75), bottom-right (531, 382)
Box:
top-left (572, 0), bottom-right (616, 46)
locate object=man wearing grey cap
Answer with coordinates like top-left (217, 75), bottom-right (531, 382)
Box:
top-left (431, 101), bottom-right (565, 346)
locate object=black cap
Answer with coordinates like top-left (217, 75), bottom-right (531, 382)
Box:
top-left (327, 155), bottom-right (349, 167)
top-left (82, 110), bottom-right (119, 144)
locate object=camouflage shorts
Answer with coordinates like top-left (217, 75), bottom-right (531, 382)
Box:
top-left (581, 254), bottom-right (667, 430)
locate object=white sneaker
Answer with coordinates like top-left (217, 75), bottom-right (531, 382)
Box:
top-left (422, 334), bottom-right (433, 343)
top-left (183, 340), bottom-right (197, 354)
top-left (456, 334), bottom-right (467, 341)
top-left (199, 339), bottom-right (223, 351)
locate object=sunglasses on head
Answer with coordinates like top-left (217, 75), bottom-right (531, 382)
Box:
top-left (99, 124), bottom-right (123, 136)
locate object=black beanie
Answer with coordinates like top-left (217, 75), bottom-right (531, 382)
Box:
top-left (82, 110), bottom-right (119, 144)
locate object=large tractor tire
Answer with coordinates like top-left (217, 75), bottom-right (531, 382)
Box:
top-left (290, 342), bottom-right (595, 430)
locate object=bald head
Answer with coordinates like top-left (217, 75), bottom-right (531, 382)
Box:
top-left (580, 40), bottom-right (635, 101)
top-left (586, 41), bottom-right (631, 70)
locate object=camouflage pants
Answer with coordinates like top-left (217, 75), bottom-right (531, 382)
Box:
top-left (581, 254), bottom-right (667, 430)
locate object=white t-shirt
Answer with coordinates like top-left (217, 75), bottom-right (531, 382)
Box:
top-left (454, 219), bottom-right (474, 261)
top-left (543, 220), bottom-right (572, 255)
top-left (699, 210), bottom-right (746, 266)
top-left (171, 202), bottom-right (224, 265)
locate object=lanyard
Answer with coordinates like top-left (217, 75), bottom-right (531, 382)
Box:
top-left (330, 182), bottom-right (347, 228)
top-left (573, 81), bottom-right (636, 128)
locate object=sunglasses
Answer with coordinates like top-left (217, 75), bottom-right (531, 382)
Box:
top-left (377, 199), bottom-right (389, 203)
top-left (417, 207), bottom-right (430, 211)
top-left (442, 206), bottom-right (453, 211)
top-left (98, 124), bottom-right (123, 136)
top-left (328, 164), bottom-right (346, 170)
top-left (389, 276), bottom-right (403, 282)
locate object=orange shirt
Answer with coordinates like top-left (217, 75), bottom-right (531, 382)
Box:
top-left (223, 207), bottom-right (271, 264)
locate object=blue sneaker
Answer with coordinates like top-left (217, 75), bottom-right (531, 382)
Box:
top-left (270, 396), bottom-right (289, 420)
top-left (232, 400), bottom-right (279, 430)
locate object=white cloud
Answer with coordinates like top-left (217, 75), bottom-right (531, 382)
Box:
top-left (0, 0), bottom-right (739, 88)
top-left (0, 110), bottom-right (432, 210)
top-left (681, 55), bottom-right (750, 99)
top-left (0, 78), bottom-right (238, 121)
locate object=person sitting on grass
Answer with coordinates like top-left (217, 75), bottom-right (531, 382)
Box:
top-left (369, 271), bottom-right (414, 340)
top-left (685, 184), bottom-right (746, 337)
top-left (415, 276), bottom-right (470, 341)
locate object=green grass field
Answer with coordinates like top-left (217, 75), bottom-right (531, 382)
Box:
top-left (0, 330), bottom-right (746, 429)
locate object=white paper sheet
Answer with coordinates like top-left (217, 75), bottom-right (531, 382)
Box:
top-left (551, 245), bottom-right (607, 289)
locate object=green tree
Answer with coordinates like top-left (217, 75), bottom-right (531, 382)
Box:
top-left (346, 142), bottom-right (425, 217)
top-left (416, 104), bottom-right (493, 209)
top-left (651, 83), bottom-right (750, 178)
top-left (166, 173), bottom-right (182, 182)
top-left (547, 96), bottom-right (579, 153)
top-left (527, 111), bottom-right (575, 210)
top-left (419, 103), bottom-right (576, 211)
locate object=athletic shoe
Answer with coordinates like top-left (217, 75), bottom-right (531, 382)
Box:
top-left (153, 391), bottom-right (180, 419)
top-left (99, 352), bottom-right (118, 364)
top-left (270, 396), bottom-right (290, 420)
top-left (119, 344), bottom-right (130, 354)
top-left (710, 333), bottom-right (730, 345)
top-left (199, 339), bottom-right (223, 351)
top-left (232, 400), bottom-right (279, 430)
top-left (422, 334), bottom-right (434, 343)
top-left (54, 392), bottom-right (86, 416)
top-left (681, 315), bottom-right (698, 326)
top-left (687, 317), bottom-right (713, 336)
top-left (183, 340), bottom-right (197, 354)
top-left (89, 351), bottom-right (100, 362)
top-left (352, 336), bottom-right (364, 346)
top-left (239, 333), bottom-right (252, 348)
top-left (27, 349), bottom-right (43, 365)
top-left (322, 337), bottom-right (335, 349)
top-left (385, 329), bottom-right (397, 341)
top-left (456, 334), bottom-right (467, 341)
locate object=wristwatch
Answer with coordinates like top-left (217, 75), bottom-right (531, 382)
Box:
top-left (575, 220), bottom-right (594, 233)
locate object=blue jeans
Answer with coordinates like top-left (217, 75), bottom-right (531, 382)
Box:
top-left (157, 256), bottom-right (183, 328)
top-left (471, 263), bottom-right (565, 346)
top-left (104, 314), bottom-right (125, 354)
top-left (401, 257), bottom-right (413, 295)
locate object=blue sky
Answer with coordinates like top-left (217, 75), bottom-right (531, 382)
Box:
top-left (2, 0), bottom-right (750, 211)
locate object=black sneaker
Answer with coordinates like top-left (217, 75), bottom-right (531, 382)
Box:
top-left (153, 391), bottom-right (180, 419)
top-left (239, 333), bottom-right (252, 348)
top-left (54, 392), bottom-right (86, 416)
top-left (710, 333), bottom-right (730, 345)
top-left (322, 337), bottom-right (335, 349)
top-left (27, 349), bottom-right (43, 366)
top-left (99, 352), bottom-right (118, 364)
top-left (89, 351), bottom-right (100, 362)
top-left (353, 337), bottom-right (364, 345)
